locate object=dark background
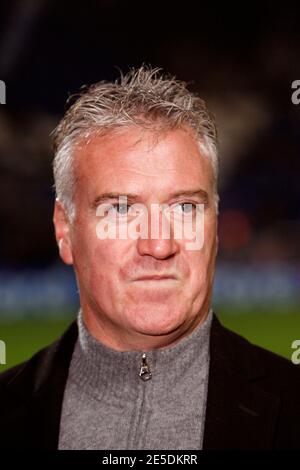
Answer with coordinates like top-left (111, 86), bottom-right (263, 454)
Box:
top-left (0, 0), bottom-right (299, 368)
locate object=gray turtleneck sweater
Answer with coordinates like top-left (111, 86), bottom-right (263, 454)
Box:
top-left (58, 309), bottom-right (213, 450)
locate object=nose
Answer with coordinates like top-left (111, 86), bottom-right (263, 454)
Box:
top-left (136, 207), bottom-right (179, 259)
top-left (137, 237), bottom-right (179, 259)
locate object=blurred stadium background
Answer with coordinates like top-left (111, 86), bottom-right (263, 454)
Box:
top-left (0, 1), bottom-right (300, 370)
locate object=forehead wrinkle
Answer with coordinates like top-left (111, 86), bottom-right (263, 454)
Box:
top-left (111, 167), bottom-right (182, 178)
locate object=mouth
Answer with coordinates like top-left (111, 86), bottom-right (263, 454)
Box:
top-left (134, 275), bottom-right (178, 281)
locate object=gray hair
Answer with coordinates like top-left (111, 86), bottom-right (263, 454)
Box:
top-left (52, 66), bottom-right (219, 221)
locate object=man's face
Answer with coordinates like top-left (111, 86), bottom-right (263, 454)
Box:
top-left (54, 125), bottom-right (218, 349)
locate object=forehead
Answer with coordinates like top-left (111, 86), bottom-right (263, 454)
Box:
top-left (74, 126), bottom-right (214, 198)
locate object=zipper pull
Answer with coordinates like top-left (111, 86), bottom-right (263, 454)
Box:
top-left (139, 353), bottom-right (152, 381)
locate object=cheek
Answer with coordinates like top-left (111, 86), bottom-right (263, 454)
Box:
top-left (89, 238), bottom-right (134, 290)
top-left (72, 225), bottom-right (116, 280)
top-left (203, 213), bottom-right (217, 254)
top-left (186, 252), bottom-right (205, 286)
top-left (91, 241), bottom-right (120, 276)
top-left (184, 221), bottom-right (216, 284)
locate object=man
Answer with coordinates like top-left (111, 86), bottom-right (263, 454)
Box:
top-left (0, 66), bottom-right (299, 450)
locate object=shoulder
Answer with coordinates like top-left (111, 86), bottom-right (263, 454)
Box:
top-left (0, 320), bottom-right (78, 399)
top-left (211, 314), bottom-right (300, 389)
top-left (0, 321), bottom-right (78, 450)
top-left (206, 314), bottom-right (300, 448)
top-left (0, 342), bottom-right (53, 390)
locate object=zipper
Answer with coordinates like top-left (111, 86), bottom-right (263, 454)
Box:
top-left (139, 353), bottom-right (152, 381)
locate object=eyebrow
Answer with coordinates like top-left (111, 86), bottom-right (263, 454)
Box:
top-left (91, 189), bottom-right (209, 208)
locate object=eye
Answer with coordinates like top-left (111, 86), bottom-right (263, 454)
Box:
top-left (109, 203), bottom-right (130, 215)
top-left (173, 202), bottom-right (197, 214)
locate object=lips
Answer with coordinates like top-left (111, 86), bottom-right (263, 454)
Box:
top-left (134, 274), bottom-right (177, 281)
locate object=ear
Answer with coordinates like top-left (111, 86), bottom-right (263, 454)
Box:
top-left (53, 199), bottom-right (74, 265)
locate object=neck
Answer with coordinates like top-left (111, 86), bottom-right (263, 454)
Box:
top-left (69, 306), bottom-right (213, 396)
top-left (81, 300), bottom-right (212, 352)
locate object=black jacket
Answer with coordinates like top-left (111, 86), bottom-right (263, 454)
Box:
top-left (0, 314), bottom-right (299, 449)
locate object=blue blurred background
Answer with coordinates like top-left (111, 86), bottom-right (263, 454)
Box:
top-left (0, 1), bottom-right (300, 370)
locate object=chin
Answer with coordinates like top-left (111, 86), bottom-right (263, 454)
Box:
top-left (126, 305), bottom-right (184, 336)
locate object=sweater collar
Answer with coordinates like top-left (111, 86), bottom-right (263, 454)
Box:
top-left (69, 308), bottom-right (213, 396)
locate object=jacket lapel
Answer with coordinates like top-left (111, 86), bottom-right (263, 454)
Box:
top-left (203, 315), bottom-right (280, 449)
